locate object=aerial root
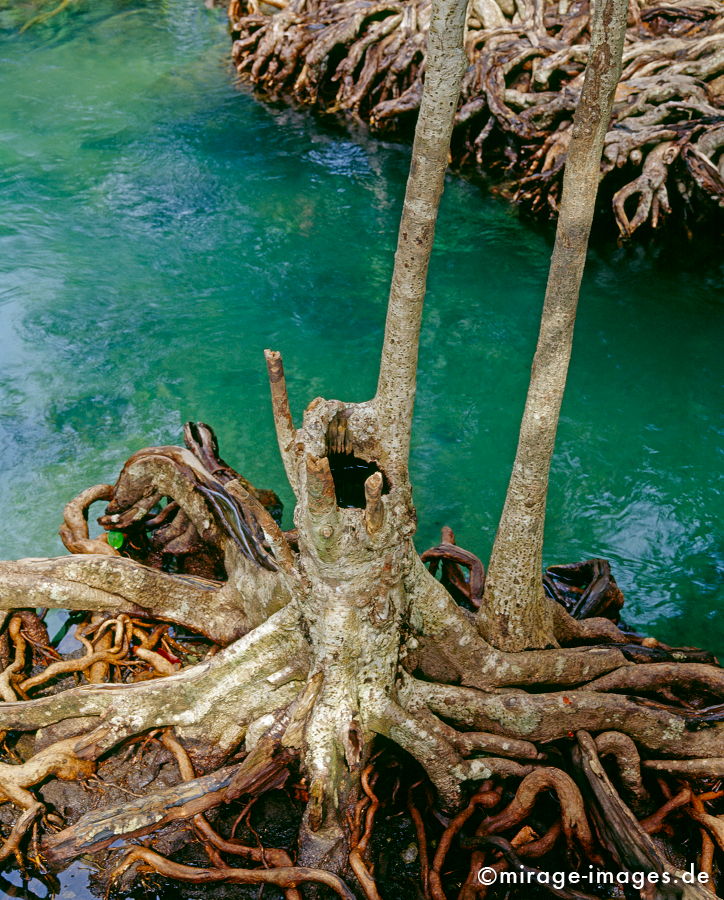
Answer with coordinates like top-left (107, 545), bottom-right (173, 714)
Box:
top-left (399, 690), bottom-right (542, 765)
top-left (406, 557), bottom-right (630, 689)
top-left (429, 783), bottom-right (502, 900)
top-left (593, 731), bottom-right (650, 814)
top-left (454, 732), bottom-right (542, 761)
top-left (0, 462), bottom-right (722, 899)
top-left (643, 758), bottom-right (724, 777)
top-left (411, 545), bottom-right (720, 693)
top-left (474, 767), bottom-right (600, 863)
top-left (385, 667), bottom-right (723, 894)
top-left (0, 554), bottom-right (241, 644)
top-left (160, 729), bottom-right (303, 900)
top-left (98, 433), bottom-right (284, 575)
top-left (582, 661), bottom-right (724, 697)
top-left (689, 793), bottom-right (724, 855)
top-left (0, 800), bottom-right (43, 870)
top-left (0, 611), bottom-right (202, 734)
top-left (638, 786), bottom-right (693, 835)
top-left (59, 484), bottom-right (119, 557)
top-left (5, 677), bottom-right (722, 897)
top-left (407, 729), bottom-right (723, 900)
top-left (20, 614), bottom-right (137, 694)
top-left (408, 673), bottom-right (724, 758)
top-left (8, 639), bottom-right (717, 894)
top-left (407, 783), bottom-right (431, 898)
top-left (421, 526), bottom-right (485, 609)
top-left (700, 828), bottom-right (716, 882)
top-left (458, 787), bottom-right (505, 900)
top-left (0, 736), bottom-right (98, 806)
top-left (0, 610), bottom-right (305, 878)
top-left (104, 693), bottom-right (355, 900)
top-left (549, 605), bottom-right (630, 647)
top-left (612, 141), bottom-right (679, 238)
top-left (0, 616), bottom-right (28, 703)
top-left (0, 611), bottom-right (59, 708)
top-left (471, 835), bottom-right (601, 900)
top-left (372, 698), bottom-right (467, 809)
top-left (0, 736), bottom-right (97, 869)
top-left (43, 675), bottom-right (318, 866)
top-left (106, 847), bottom-right (356, 900)
top-left (348, 762), bottom-right (382, 900)
top-left (571, 731), bottom-right (724, 895)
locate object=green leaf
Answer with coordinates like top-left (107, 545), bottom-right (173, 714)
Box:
top-left (107, 530), bottom-right (125, 549)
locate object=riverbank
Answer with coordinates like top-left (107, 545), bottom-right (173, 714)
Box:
top-left (228, 0), bottom-right (724, 240)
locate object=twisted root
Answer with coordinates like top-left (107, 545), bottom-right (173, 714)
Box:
top-left (0, 425), bottom-right (722, 894)
top-left (228, 0), bottom-right (724, 237)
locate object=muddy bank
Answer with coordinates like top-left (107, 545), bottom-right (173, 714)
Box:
top-left (228, 0), bottom-right (723, 239)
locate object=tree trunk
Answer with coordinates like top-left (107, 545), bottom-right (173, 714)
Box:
top-left (479, 0), bottom-right (630, 652)
top-left (261, 3), bottom-right (471, 856)
top-left (375, 0), bottom-right (468, 472)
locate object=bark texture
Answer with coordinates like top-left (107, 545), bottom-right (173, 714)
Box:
top-left (0, 408), bottom-right (721, 897)
top-left (479, 0), bottom-right (629, 651)
top-left (375, 0), bottom-right (467, 469)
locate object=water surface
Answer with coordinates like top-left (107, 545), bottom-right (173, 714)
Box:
top-left (0, 2), bottom-right (722, 891)
top-left (1, 0), bottom-right (722, 649)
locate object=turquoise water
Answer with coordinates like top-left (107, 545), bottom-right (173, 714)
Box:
top-left (0, 0), bottom-right (721, 896)
top-left (0, 2), bottom-right (722, 674)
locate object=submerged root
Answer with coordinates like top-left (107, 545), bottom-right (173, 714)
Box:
top-left (20, 0), bottom-right (76, 32)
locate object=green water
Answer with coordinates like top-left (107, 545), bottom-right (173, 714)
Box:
top-left (0, 0), bottom-right (721, 895)
top-left (0, 0), bottom-right (722, 685)
top-left (1, 0), bottom-right (722, 652)
top-left (1, 0), bottom-right (723, 642)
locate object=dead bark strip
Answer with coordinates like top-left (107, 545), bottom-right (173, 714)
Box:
top-left (573, 731), bottom-right (714, 900)
top-left (0, 416), bottom-right (721, 892)
top-left (42, 763), bottom-right (244, 865)
top-left (0, 0), bottom-right (721, 888)
top-left (42, 740), bottom-right (294, 867)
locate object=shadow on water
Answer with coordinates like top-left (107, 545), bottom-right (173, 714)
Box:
top-left (0, 0), bottom-right (722, 896)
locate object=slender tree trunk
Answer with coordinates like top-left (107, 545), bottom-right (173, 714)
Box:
top-left (374, 0), bottom-right (468, 473)
top-left (479, 0), bottom-right (629, 651)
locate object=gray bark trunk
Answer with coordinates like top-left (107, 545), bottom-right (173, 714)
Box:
top-left (374, 0), bottom-right (468, 472)
top-left (479, 0), bottom-right (629, 651)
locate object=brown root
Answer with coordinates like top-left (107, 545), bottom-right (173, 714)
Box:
top-left (107, 846), bottom-right (356, 900)
top-left (59, 484), bottom-right (120, 557)
top-left (0, 412), bottom-right (721, 896)
top-left (227, 0), bottom-right (724, 238)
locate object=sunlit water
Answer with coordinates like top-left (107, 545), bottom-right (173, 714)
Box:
top-left (0, 0), bottom-right (722, 894)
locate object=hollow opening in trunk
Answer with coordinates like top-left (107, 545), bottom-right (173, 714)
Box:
top-left (327, 453), bottom-right (387, 508)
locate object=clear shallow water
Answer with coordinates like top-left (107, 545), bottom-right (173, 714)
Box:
top-left (0, 0), bottom-right (721, 895)
top-left (0, 0), bottom-right (722, 652)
